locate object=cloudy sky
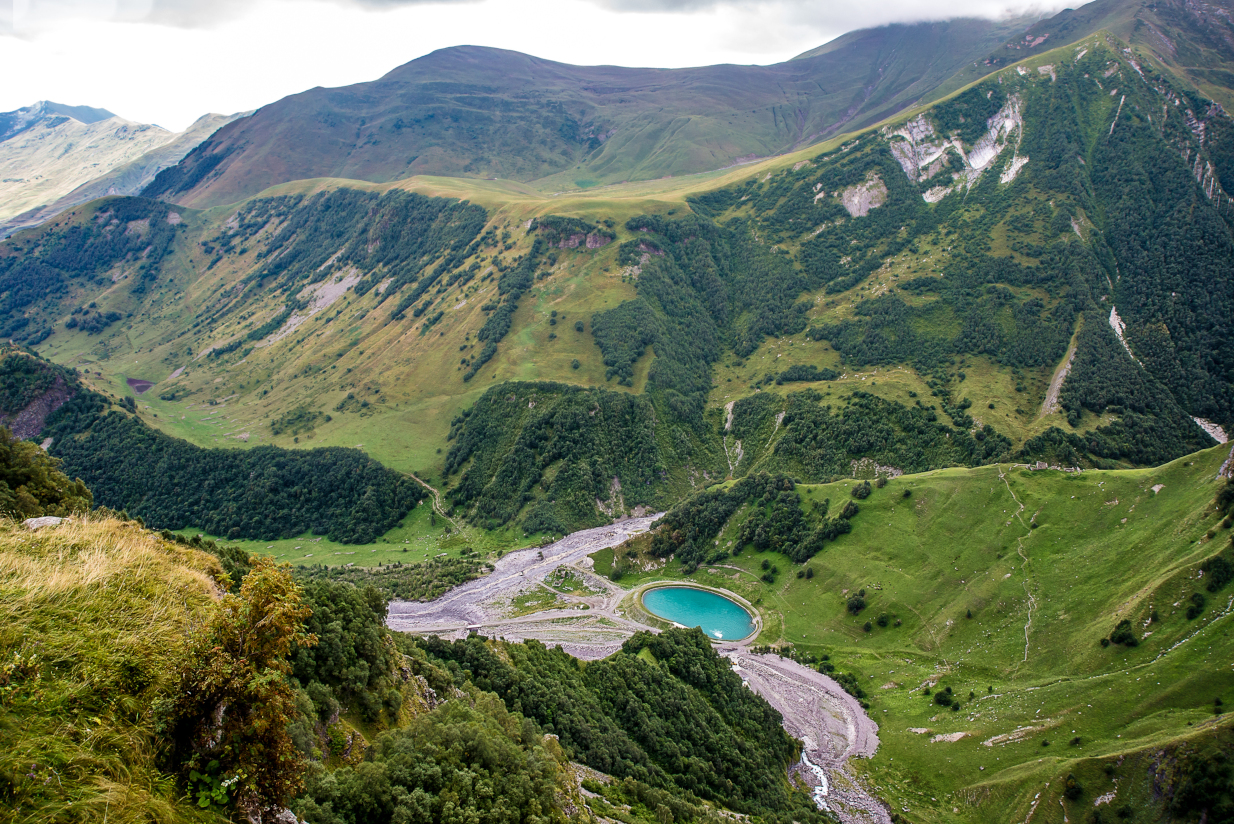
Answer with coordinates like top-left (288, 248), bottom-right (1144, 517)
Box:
top-left (1, 0), bottom-right (1069, 132)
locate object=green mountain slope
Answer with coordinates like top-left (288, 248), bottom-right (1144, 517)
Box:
top-left (980, 0), bottom-right (1234, 112)
top-left (603, 442), bottom-right (1234, 823)
top-left (143, 16), bottom-right (1036, 210)
top-left (0, 34), bottom-right (1230, 544)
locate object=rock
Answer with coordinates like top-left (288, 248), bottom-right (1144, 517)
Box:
top-left (24, 516), bottom-right (64, 530)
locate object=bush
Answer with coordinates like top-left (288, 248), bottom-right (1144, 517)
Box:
top-left (1204, 555), bottom-right (1234, 593)
top-left (1108, 619), bottom-right (1138, 646)
top-left (846, 595), bottom-right (866, 615)
top-left (851, 481), bottom-right (872, 500)
top-left (1187, 592), bottom-right (1207, 620)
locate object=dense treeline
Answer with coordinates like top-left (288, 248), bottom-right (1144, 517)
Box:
top-left (0, 347), bottom-right (60, 415)
top-left (418, 628), bottom-right (825, 822)
top-left (0, 197), bottom-right (182, 342)
top-left (44, 390), bottom-right (423, 543)
top-left (1056, 316), bottom-right (1208, 463)
top-left (736, 390), bottom-right (1012, 481)
top-left (294, 692), bottom-right (572, 824)
top-left (534, 214), bottom-right (615, 247)
top-left (0, 424), bottom-right (92, 517)
top-left (649, 473), bottom-right (855, 570)
top-left (293, 554), bottom-right (489, 601)
top-left (444, 382), bottom-right (668, 531)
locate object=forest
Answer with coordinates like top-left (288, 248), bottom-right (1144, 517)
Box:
top-left (0, 197), bottom-right (183, 343)
top-left (417, 628), bottom-right (826, 823)
top-left (648, 472), bottom-right (856, 571)
top-left (44, 392), bottom-right (423, 542)
top-left (0, 345), bottom-right (426, 543)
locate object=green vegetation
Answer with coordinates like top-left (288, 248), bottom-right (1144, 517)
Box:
top-left (419, 628), bottom-right (824, 821)
top-left (604, 441), bottom-right (1234, 822)
top-left (0, 425), bottom-right (91, 517)
top-left (0, 514), bottom-right (304, 822)
top-left (0, 346), bottom-right (428, 544)
top-left (46, 396), bottom-right (424, 542)
top-left (293, 554), bottom-right (489, 601)
top-left (445, 382), bottom-right (672, 531)
top-left (0, 197), bottom-right (183, 344)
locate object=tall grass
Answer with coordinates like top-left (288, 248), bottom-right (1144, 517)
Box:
top-left (0, 515), bottom-right (227, 823)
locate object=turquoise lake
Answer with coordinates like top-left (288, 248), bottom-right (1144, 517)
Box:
top-left (641, 587), bottom-right (755, 641)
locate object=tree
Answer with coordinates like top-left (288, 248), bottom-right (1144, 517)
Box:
top-left (0, 425), bottom-right (91, 517)
top-left (161, 556), bottom-right (317, 817)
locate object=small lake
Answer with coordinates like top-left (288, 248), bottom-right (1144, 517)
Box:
top-left (641, 586), bottom-right (755, 641)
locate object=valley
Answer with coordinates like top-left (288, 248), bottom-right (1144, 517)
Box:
top-left (391, 442), bottom-right (1234, 823)
top-left (4, 2), bottom-right (1234, 822)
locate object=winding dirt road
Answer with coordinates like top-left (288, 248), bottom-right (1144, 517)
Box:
top-left (386, 515), bottom-right (889, 824)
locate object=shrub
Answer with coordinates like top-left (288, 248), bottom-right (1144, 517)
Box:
top-left (1063, 774), bottom-right (1082, 800)
top-left (876, 613), bottom-right (889, 627)
top-left (851, 481), bottom-right (872, 500)
top-left (847, 595), bottom-right (866, 615)
top-left (1187, 592), bottom-right (1207, 620)
top-left (1204, 555), bottom-right (1234, 593)
top-left (1108, 619), bottom-right (1138, 646)
top-left (862, 621), bottom-right (872, 633)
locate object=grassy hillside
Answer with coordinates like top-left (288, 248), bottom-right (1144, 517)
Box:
top-left (601, 442), bottom-right (1234, 823)
top-left (0, 515), bottom-right (228, 822)
top-left (144, 16), bottom-right (1036, 210)
top-left (0, 32), bottom-right (1230, 546)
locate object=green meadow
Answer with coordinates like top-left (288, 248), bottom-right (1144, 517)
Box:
top-left (597, 443), bottom-right (1234, 822)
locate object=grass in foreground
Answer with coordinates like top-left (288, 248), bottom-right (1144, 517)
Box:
top-left (0, 515), bottom-right (226, 824)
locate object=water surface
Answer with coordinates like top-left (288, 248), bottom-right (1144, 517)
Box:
top-left (642, 586), bottom-right (754, 641)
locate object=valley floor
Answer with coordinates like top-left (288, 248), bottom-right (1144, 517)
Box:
top-left (386, 513), bottom-right (892, 824)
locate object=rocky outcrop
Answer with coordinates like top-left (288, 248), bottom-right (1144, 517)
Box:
top-left (0, 374), bottom-right (76, 439)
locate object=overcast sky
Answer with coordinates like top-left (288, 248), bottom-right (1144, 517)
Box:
top-left (1, 0), bottom-right (1072, 132)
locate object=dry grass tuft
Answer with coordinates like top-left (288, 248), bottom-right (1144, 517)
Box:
top-left (0, 515), bottom-right (227, 823)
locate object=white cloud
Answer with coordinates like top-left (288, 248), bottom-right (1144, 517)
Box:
top-left (0, 0), bottom-right (1074, 131)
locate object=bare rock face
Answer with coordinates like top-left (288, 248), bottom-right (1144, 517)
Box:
top-left (24, 516), bottom-right (64, 530)
top-left (0, 375), bottom-right (75, 440)
top-left (840, 173), bottom-right (888, 217)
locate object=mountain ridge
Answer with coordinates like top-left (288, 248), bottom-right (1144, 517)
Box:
top-left (141, 16), bottom-right (1037, 209)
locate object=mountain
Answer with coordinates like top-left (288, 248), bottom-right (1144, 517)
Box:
top-left (0, 103), bottom-right (242, 238)
top-left (143, 16), bottom-right (1038, 209)
top-left (981, 0), bottom-right (1234, 107)
top-left (0, 31), bottom-right (1226, 547)
top-left (0, 111), bottom-right (246, 239)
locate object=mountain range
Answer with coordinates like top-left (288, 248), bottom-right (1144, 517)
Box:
top-left (3, 0), bottom-right (1234, 820)
top-left (0, 102), bottom-right (244, 238)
